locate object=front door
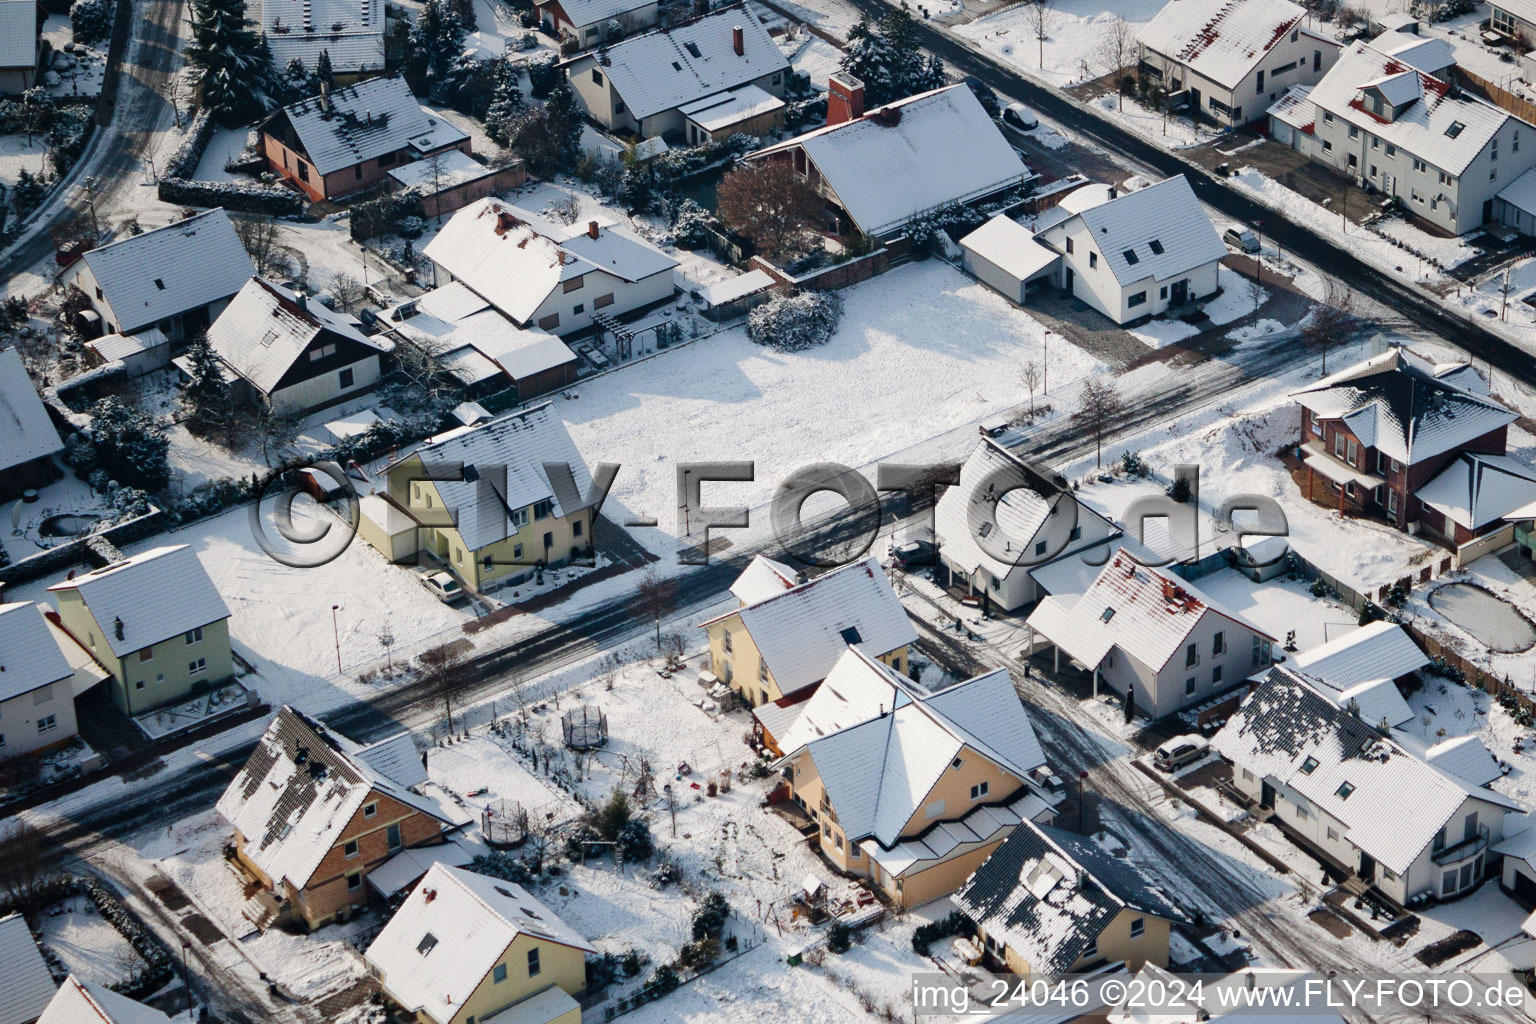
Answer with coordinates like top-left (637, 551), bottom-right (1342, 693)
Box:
top-left (1484, 199), bottom-right (1495, 224)
top-left (1260, 781), bottom-right (1275, 809)
top-left (1359, 852), bottom-right (1375, 882)
top-left (1170, 279), bottom-right (1189, 306)
top-left (1064, 267), bottom-right (1074, 295)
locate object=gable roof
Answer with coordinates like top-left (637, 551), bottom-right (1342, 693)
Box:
top-left (272, 76), bottom-right (468, 177)
top-left (208, 278), bottom-right (391, 394)
top-left (0, 0), bottom-right (38, 72)
top-left (78, 209), bottom-right (254, 335)
top-left (729, 554), bottom-right (800, 604)
top-left (37, 978), bottom-right (172, 1024)
top-left (1212, 668), bottom-right (1523, 874)
top-left (747, 85), bottom-right (1026, 237)
top-left (1283, 620), bottom-right (1426, 727)
top-left (702, 555), bottom-right (917, 696)
top-left (47, 545), bottom-right (231, 658)
top-left (1064, 176), bottom-right (1227, 287)
top-left (1367, 29), bottom-right (1455, 75)
top-left (385, 403), bottom-right (593, 551)
top-left (0, 602), bottom-right (74, 703)
top-left (0, 347), bottom-right (64, 473)
top-left (959, 214), bottom-right (1061, 281)
top-left (260, 0), bottom-right (385, 73)
top-left (1417, 452), bottom-right (1536, 530)
top-left (780, 655), bottom-right (1046, 847)
top-left (217, 706), bottom-right (462, 890)
top-left (543, 0), bottom-right (654, 28)
top-left (365, 864), bottom-right (594, 1024)
top-left (1139, 0), bottom-right (1309, 91)
top-left (1291, 345), bottom-right (1517, 465)
top-left (0, 913), bottom-right (54, 1024)
top-left (955, 820), bottom-right (1188, 974)
top-left (1423, 734), bottom-right (1504, 788)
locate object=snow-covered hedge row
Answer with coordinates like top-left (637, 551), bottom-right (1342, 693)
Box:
top-left (746, 291), bottom-right (843, 351)
top-left (158, 176), bottom-right (303, 216)
top-left (164, 108), bottom-right (215, 180)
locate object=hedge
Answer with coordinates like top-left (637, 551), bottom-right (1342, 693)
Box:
top-left (157, 176), bottom-right (304, 216)
top-left (164, 108), bottom-right (215, 180)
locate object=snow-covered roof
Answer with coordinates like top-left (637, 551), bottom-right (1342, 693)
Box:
top-left (1139, 0), bottom-right (1309, 91)
top-left (702, 555), bottom-right (917, 696)
top-left (260, 0), bottom-right (385, 73)
top-left (273, 76), bottom-right (468, 177)
top-left (1418, 452), bottom-right (1536, 530)
top-left (0, 914), bottom-right (53, 1024)
top-left (959, 215), bottom-right (1061, 281)
top-left (423, 198), bottom-right (676, 324)
top-left (87, 328), bottom-right (169, 364)
top-left (387, 148), bottom-right (496, 192)
top-left (47, 545), bottom-right (231, 659)
top-left (1368, 29), bottom-right (1454, 75)
top-left (37, 978), bottom-right (172, 1024)
top-left (1283, 620), bottom-right (1426, 725)
top-left (1065, 176), bottom-right (1226, 287)
top-left (483, 986), bottom-right (581, 1024)
top-left (1268, 85), bottom-right (1315, 132)
top-left (0, 347), bottom-right (63, 473)
top-left (367, 841), bottom-right (474, 899)
top-left (217, 706), bottom-right (463, 891)
top-left (0, 0), bottom-right (37, 71)
top-left (540, 0), bottom-right (654, 28)
top-left (780, 654), bottom-right (1046, 847)
top-left (748, 85), bottom-right (1026, 237)
top-left (0, 602), bottom-right (74, 704)
top-left (387, 403), bottom-right (593, 551)
top-left (775, 645), bottom-right (919, 755)
top-left (207, 278), bottom-right (389, 394)
top-left (390, 290), bottom-right (578, 385)
top-left (873, 790), bottom-right (1051, 877)
top-left (78, 209), bottom-right (254, 335)
top-left (955, 820), bottom-right (1188, 975)
top-left (573, 4), bottom-right (787, 121)
top-left (1212, 668), bottom-right (1524, 874)
top-left (679, 83), bottom-right (785, 131)
top-left (700, 269), bottom-right (775, 307)
top-left (1423, 734), bottom-right (1504, 788)
top-left (1291, 346), bottom-right (1517, 465)
top-left (1032, 181), bottom-right (1115, 234)
top-left (729, 554), bottom-right (800, 604)
top-left (365, 863), bottom-right (594, 1024)
top-left (1498, 167), bottom-right (1536, 218)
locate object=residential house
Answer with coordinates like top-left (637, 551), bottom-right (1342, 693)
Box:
top-left (536, 0), bottom-right (659, 49)
top-left (218, 706), bottom-right (467, 931)
top-left (954, 818), bottom-right (1189, 975)
top-left (423, 198), bottom-right (678, 338)
top-left (1138, 0), bottom-right (1339, 126)
top-left (1033, 176), bottom-right (1227, 325)
top-left (773, 652), bottom-right (1053, 906)
top-left (365, 864), bottom-right (595, 1024)
top-left (260, 0), bottom-right (385, 79)
top-left (46, 545), bottom-right (234, 716)
top-left (1267, 41), bottom-right (1536, 235)
top-left (37, 978), bottom-right (174, 1024)
top-left (935, 438), bottom-right (1119, 613)
top-left (744, 81), bottom-right (1027, 239)
top-left (199, 277), bottom-right (394, 416)
top-left (1277, 620), bottom-right (1427, 729)
top-left (958, 214), bottom-right (1064, 305)
top-left (1291, 344), bottom-right (1528, 558)
top-left (375, 403), bottom-right (598, 591)
top-left (0, 913), bottom-right (54, 1024)
top-left (0, 347), bottom-right (63, 497)
top-left (0, 0), bottom-right (41, 94)
top-left (1215, 667), bottom-right (1524, 903)
top-left (701, 554), bottom-right (917, 710)
top-left (0, 602), bottom-right (83, 759)
top-left (62, 209), bottom-right (255, 343)
top-left (259, 76), bottom-right (472, 202)
top-left (1491, 0), bottom-right (1536, 50)
top-left (562, 4), bottom-right (791, 141)
top-left (1025, 554), bottom-right (1276, 720)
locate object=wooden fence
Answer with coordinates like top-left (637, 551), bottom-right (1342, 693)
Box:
top-left (1451, 66), bottom-right (1536, 130)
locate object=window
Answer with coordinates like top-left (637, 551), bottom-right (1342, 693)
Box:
top-left (533, 498), bottom-right (553, 520)
top-left (185, 627), bottom-right (203, 645)
top-left (1149, 239), bottom-right (1164, 255)
top-left (1413, 158), bottom-right (1427, 173)
top-left (309, 343), bottom-right (336, 361)
top-left (1212, 665), bottom-right (1223, 685)
top-left (37, 716), bottom-right (56, 734)
top-left (594, 292), bottom-right (615, 309)
top-left (538, 313), bottom-right (560, 329)
top-left (1323, 111), bottom-right (1334, 124)
top-left (493, 964), bottom-right (508, 984)
top-left (527, 948), bottom-right (541, 976)
top-left (347, 873), bottom-right (363, 891)
top-left (1335, 781), bottom-right (1355, 799)
top-left (1295, 802), bottom-right (1309, 820)
top-left (953, 757), bottom-right (964, 770)
top-left (1252, 635), bottom-right (1271, 667)
top-left (1130, 917), bottom-right (1145, 938)
top-left (1069, 526), bottom-right (1082, 541)
top-left (1212, 631), bottom-right (1225, 656)
top-left (1123, 249), bottom-right (1140, 265)
top-left (1347, 437), bottom-right (1357, 464)
top-left (364, 802), bottom-right (377, 818)
top-left (1348, 124), bottom-right (1358, 140)
top-left (1327, 826), bottom-right (1340, 842)
top-left (970, 781), bottom-right (990, 800)
top-left (1185, 643), bottom-right (1198, 667)
top-left (139, 649), bottom-right (154, 663)
top-left (1066, 238), bottom-right (1074, 254)
top-left (573, 303), bottom-right (584, 315)
top-left (1300, 756), bottom-right (1319, 774)
top-left (1088, 252), bottom-right (1098, 269)
top-left (189, 658), bottom-right (207, 675)
top-left (135, 680), bottom-right (145, 690)
top-left (1034, 540), bottom-right (1047, 556)
top-left (339, 367), bottom-right (354, 389)
top-left (1184, 677), bottom-right (1196, 696)
top-left (1100, 607), bottom-right (1116, 622)
top-left (1495, 7), bottom-right (1517, 33)
top-left (722, 631), bottom-right (732, 654)
top-left (1160, 286), bottom-right (1168, 299)
top-left (1322, 139), bottom-right (1333, 152)
top-left (344, 840), bottom-right (360, 858)
top-left (1334, 432), bottom-right (1347, 459)
top-left (1492, 168), bottom-right (1500, 181)
top-left (758, 660), bottom-right (768, 684)
top-left (564, 275), bottom-right (584, 293)
top-left (1256, 70), bottom-right (1264, 92)
top-left (1272, 60), bottom-right (1296, 75)
top-left (1438, 170), bottom-right (1454, 186)
top-left (592, 69), bottom-right (603, 85)
top-left (1129, 290), bottom-right (1147, 307)
top-left (573, 519), bottom-right (583, 537)
top-left (387, 823), bottom-right (402, 851)
top-left (1442, 869), bottom-right (1458, 894)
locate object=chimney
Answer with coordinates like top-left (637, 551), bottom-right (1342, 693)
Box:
top-left (827, 71), bottom-right (865, 126)
top-left (424, 888), bottom-right (437, 904)
top-left (1107, 186), bottom-right (1117, 200)
top-left (113, 616), bottom-right (124, 641)
top-left (318, 80), bottom-right (330, 112)
top-left (732, 24), bottom-right (743, 55)
top-left (296, 291), bottom-right (308, 312)
top-left (587, 220), bottom-right (599, 239)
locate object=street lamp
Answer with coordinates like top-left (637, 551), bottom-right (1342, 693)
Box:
top-left (1076, 770), bottom-right (1089, 832)
top-left (331, 605), bottom-right (342, 674)
top-left (181, 938), bottom-right (192, 1016)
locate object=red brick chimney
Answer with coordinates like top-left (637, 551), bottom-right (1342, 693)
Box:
top-left (827, 71), bottom-right (865, 126)
top-left (732, 24), bottom-right (743, 55)
top-left (587, 220), bottom-right (600, 239)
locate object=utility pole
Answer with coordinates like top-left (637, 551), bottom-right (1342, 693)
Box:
top-left (331, 604), bottom-right (342, 674)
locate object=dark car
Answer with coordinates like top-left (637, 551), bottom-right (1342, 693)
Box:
top-left (962, 76), bottom-right (1002, 119)
top-left (893, 539), bottom-right (938, 567)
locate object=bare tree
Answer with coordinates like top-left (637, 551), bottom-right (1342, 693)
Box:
top-left (251, 405), bottom-right (300, 467)
top-left (1020, 359), bottom-right (1042, 415)
top-left (1096, 16), bottom-right (1135, 110)
top-left (1072, 376), bottom-right (1125, 468)
top-left (1026, 0), bottom-right (1050, 69)
top-left (1300, 283), bottom-right (1356, 376)
top-left (233, 215), bottom-right (287, 277)
top-left (716, 160), bottom-right (823, 261)
top-left (378, 624), bottom-right (397, 671)
top-left (419, 641), bottom-right (469, 735)
top-left (420, 149), bottom-right (452, 224)
top-left (634, 568), bottom-right (676, 652)
top-left (328, 271), bottom-right (365, 314)
top-left (1500, 267), bottom-right (1516, 323)
top-left (0, 821), bottom-right (61, 910)
top-left (550, 192), bottom-right (582, 226)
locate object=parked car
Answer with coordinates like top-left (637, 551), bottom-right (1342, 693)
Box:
top-left (980, 416), bottom-right (1010, 438)
top-left (418, 569), bottom-right (465, 603)
top-left (1001, 102), bottom-right (1039, 132)
top-left (1223, 226), bottom-right (1260, 253)
top-left (893, 539), bottom-right (937, 567)
top-left (1153, 735), bottom-right (1210, 772)
top-left (963, 76), bottom-right (1002, 118)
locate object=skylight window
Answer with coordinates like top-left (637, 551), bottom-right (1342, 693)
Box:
top-left (1300, 756), bottom-right (1319, 774)
top-left (417, 933), bottom-right (438, 955)
top-left (1100, 607), bottom-right (1116, 622)
top-left (154, 279), bottom-right (166, 290)
top-left (685, 42), bottom-right (702, 58)
top-left (1335, 781), bottom-right (1355, 799)
top-left (1445, 121), bottom-right (1465, 138)
top-left (671, 61), bottom-right (682, 71)
top-left (1123, 249), bottom-right (1139, 265)
top-left (839, 626), bottom-right (863, 645)
top-left (1149, 240), bottom-right (1164, 255)
top-left (978, 522), bottom-right (993, 537)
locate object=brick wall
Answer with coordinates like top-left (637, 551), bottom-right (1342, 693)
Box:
top-left (292, 789), bottom-right (445, 927)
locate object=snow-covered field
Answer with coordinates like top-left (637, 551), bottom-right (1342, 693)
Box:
top-left (955, 0), bottom-right (1168, 90)
top-left (0, 134), bottom-right (49, 190)
top-left (37, 898), bottom-right (144, 986)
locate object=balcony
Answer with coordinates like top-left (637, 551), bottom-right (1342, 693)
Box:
top-left (1432, 824), bottom-right (1489, 866)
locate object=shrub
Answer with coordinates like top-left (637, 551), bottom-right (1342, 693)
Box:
top-left (746, 292), bottom-right (843, 352)
top-left (912, 910), bottom-right (972, 956)
top-left (70, 0), bottom-right (113, 44)
top-left (350, 192), bottom-right (427, 241)
top-left (642, 963), bottom-right (679, 999)
top-left (468, 851), bottom-right (533, 886)
top-left (1120, 450), bottom-right (1148, 477)
top-left (616, 817), bottom-right (654, 862)
top-left (691, 891), bottom-right (729, 940)
top-left (827, 920), bottom-right (852, 954)
top-left (1166, 476), bottom-right (1191, 503)
top-left (87, 397), bottom-right (169, 491)
top-left (157, 177), bottom-right (303, 216)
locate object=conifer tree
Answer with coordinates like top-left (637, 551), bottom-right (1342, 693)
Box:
top-left (186, 0), bottom-right (269, 123)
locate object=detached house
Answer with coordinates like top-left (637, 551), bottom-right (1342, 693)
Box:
top-left (0, 913), bottom-right (55, 1024)
top-left (260, 0), bottom-right (386, 79)
top-left (744, 81), bottom-right (1027, 239)
top-left (955, 819), bottom-right (1189, 975)
top-left (563, 4), bottom-right (790, 141)
top-left (260, 76), bottom-right (471, 202)
top-left (1279, 620), bottom-right (1428, 729)
top-left (365, 864), bottom-right (595, 1024)
top-left (0, 347), bottom-right (63, 497)
top-left (0, 0), bottom-right (41, 95)
top-left (219, 706), bottom-right (466, 931)
top-left (774, 652), bottom-right (1053, 906)
top-left (1026, 554), bottom-right (1275, 719)
top-left (47, 545), bottom-right (233, 717)
top-left (1214, 668), bottom-right (1524, 904)
top-left (38, 978), bottom-right (174, 1024)
top-left (63, 208), bottom-right (255, 343)
top-left (1138, 0), bottom-right (1339, 126)
top-left (200, 277), bottom-right (393, 416)
top-left (536, 0), bottom-right (658, 49)
top-left (0, 602), bottom-right (83, 759)
top-left (701, 554), bottom-right (916, 711)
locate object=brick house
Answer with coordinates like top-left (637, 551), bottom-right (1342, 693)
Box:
top-left (217, 706), bottom-right (466, 931)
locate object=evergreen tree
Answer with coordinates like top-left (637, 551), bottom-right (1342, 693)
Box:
top-left (408, 0), bottom-right (467, 89)
top-left (88, 397), bottom-right (170, 490)
top-left (1123, 684), bottom-right (1136, 724)
top-left (11, 168), bottom-right (46, 220)
top-left (508, 74), bottom-right (583, 176)
top-left (312, 48), bottom-right (334, 91)
top-left (274, 57), bottom-right (309, 104)
top-left (186, 0), bottom-right (269, 123)
top-left (839, 3), bottom-right (944, 106)
top-left (182, 333), bottom-right (231, 436)
top-left (484, 56), bottom-right (524, 144)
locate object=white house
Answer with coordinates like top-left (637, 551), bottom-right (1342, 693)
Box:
top-left (259, 0), bottom-right (385, 77)
top-left (1138, 0), bottom-right (1340, 125)
top-left (0, 602), bottom-right (84, 760)
top-left (535, 0), bottom-right (659, 49)
top-left (37, 978), bottom-right (174, 1024)
top-left (1215, 667), bottom-right (1524, 904)
top-left (423, 198), bottom-right (677, 336)
top-left (1033, 176), bottom-right (1227, 325)
top-left (0, 346), bottom-right (64, 497)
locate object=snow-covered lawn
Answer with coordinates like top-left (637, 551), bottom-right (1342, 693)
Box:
top-left (0, 133), bottom-right (49, 190)
top-left (1194, 567), bottom-right (1359, 654)
top-left (192, 127), bottom-right (252, 183)
top-left (782, 32), bottom-right (845, 90)
top-left (37, 898), bottom-right (144, 986)
top-left (954, 0), bottom-right (1168, 90)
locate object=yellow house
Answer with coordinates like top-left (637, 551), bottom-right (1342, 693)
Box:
top-left (365, 864), bottom-right (595, 1024)
top-left (701, 554), bottom-right (917, 711)
top-left (47, 545), bottom-right (234, 716)
top-left (773, 649), bottom-right (1054, 907)
top-left (954, 819), bottom-right (1190, 975)
top-left (376, 403), bottom-right (597, 593)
